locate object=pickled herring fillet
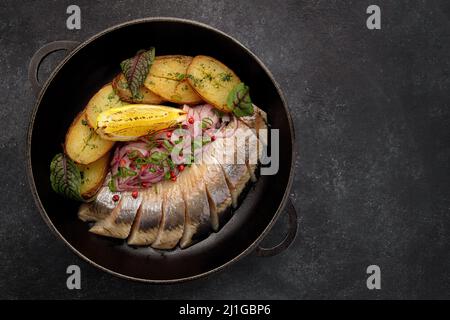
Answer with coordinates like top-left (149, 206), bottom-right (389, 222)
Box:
top-left (179, 164), bottom-right (211, 248)
top-left (89, 191), bottom-right (142, 239)
top-left (127, 185), bottom-right (163, 245)
top-left (151, 181), bottom-right (185, 249)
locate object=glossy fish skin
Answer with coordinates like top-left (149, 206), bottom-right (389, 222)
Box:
top-left (197, 155), bottom-right (232, 231)
top-left (151, 181), bottom-right (185, 250)
top-left (239, 105), bottom-right (268, 158)
top-left (89, 191), bottom-right (142, 239)
top-left (209, 121), bottom-right (251, 208)
top-left (127, 185), bottom-right (163, 245)
top-left (179, 164), bottom-right (211, 248)
top-left (78, 178), bottom-right (116, 222)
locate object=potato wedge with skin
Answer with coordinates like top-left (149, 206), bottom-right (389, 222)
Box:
top-left (85, 84), bottom-right (126, 129)
top-left (187, 55), bottom-right (241, 113)
top-left (112, 73), bottom-right (164, 104)
top-left (65, 111), bottom-right (115, 164)
top-left (76, 152), bottom-right (110, 200)
top-left (149, 55), bottom-right (193, 80)
top-left (144, 55), bottom-right (202, 104)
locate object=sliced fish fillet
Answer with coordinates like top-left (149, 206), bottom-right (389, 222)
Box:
top-left (197, 154), bottom-right (232, 231)
top-left (78, 179), bottom-right (115, 222)
top-left (179, 164), bottom-right (211, 248)
top-left (127, 184), bottom-right (163, 245)
top-left (209, 120), bottom-right (251, 208)
top-left (89, 191), bottom-right (142, 239)
top-left (151, 181), bottom-right (185, 249)
top-left (239, 105), bottom-right (268, 159)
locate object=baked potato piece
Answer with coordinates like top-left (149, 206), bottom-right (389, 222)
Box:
top-left (65, 111), bottom-right (115, 164)
top-left (144, 55), bottom-right (202, 104)
top-left (112, 73), bottom-right (164, 104)
top-left (186, 55), bottom-right (241, 113)
top-left (76, 152), bottom-right (110, 200)
top-left (85, 84), bottom-right (126, 129)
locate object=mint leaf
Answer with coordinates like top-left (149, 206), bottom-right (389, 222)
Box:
top-left (50, 153), bottom-right (82, 201)
top-left (120, 47), bottom-right (155, 99)
top-left (227, 82), bottom-right (254, 117)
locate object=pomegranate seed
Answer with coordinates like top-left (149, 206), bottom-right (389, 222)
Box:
top-left (211, 135), bottom-right (216, 141)
top-left (112, 195), bottom-right (120, 202)
top-left (171, 176), bottom-right (177, 182)
top-left (132, 190), bottom-right (138, 199)
top-left (178, 164), bottom-right (185, 171)
top-left (141, 182), bottom-right (150, 188)
top-left (166, 131), bottom-right (172, 138)
top-left (170, 171), bottom-right (176, 178)
top-left (188, 117), bottom-right (194, 124)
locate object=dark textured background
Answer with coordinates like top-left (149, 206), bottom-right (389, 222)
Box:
top-left (1, 0), bottom-right (450, 299)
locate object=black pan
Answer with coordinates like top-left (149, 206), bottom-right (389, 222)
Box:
top-left (27, 18), bottom-right (297, 283)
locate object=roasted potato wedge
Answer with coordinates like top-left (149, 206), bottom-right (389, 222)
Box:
top-left (187, 55), bottom-right (241, 113)
top-left (76, 152), bottom-right (110, 200)
top-left (65, 111), bottom-right (115, 164)
top-left (112, 73), bottom-right (164, 104)
top-left (85, 84), bottom-right (126, 129)
top-left (144, 55), bottom-right (202, 104)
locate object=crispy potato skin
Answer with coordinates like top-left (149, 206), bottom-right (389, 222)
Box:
top-left (76, 152), bottom-right (110, 199)
top-left (144, 55), bottom-right (202, 104)
top-left (112, 73), bottom-right (164, 104)
top-left (85, 84), bottom-right (126, 129)
top-left (186, 55), bottom-right (241, 113)
top-left (64, 111), bottom-right (115, 165)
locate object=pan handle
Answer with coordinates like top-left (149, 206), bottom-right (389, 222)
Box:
top-left (28, 40), bottom-right (79, 96)
top-left (255, 198), bottom-right (298, 257)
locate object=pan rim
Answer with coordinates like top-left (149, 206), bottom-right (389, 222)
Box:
top-left (26, 17), bottom-right (296, 283)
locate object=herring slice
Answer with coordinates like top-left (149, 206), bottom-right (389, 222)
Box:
top-left (127, 185), bottom-right (163, 245)
top-left (197, 155), bottom-right (233, 231)
top-left (179, 165), bottom-right (211, 248)
top-left (89, 191), bottom-right (142, 239)
top-left (78, 177), bottom-right (116, 222)
top-left (209, 120), bottom-right (252, 208)
top-left (152, 181), bottom-right (185, 249)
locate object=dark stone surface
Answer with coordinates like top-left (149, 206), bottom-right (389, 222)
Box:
top-left (1, 0), bottom-right (450, 299)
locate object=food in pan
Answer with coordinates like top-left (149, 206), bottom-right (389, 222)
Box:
top-left (50, 48), bottom-right (267, 250)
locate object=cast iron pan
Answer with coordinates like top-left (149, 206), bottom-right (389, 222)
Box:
top-left (27, 18), bottom-right (297, 283)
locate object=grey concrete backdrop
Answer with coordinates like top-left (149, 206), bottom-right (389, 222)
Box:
top-left (1, 0), bottom-right (450, 299)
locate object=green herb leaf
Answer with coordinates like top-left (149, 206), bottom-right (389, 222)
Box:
top-left (166, 157), bottom-right (175, 170)
top-left (120, 47), bottom-right (155, 99)
top-left (50, 153), bottom-right (82, 201)
top-left (227, 82), bottom-right (254, 117)
top-left (162, 140), bottom-right (173, 151)
top-left (201, 117), bottom-right (213, 129)
top-left (108, 179), bottom-right (116, 192)
top-left (127, 150), bottom-right (139, 160)
top-left (151, 151), bottom-right (167, 162)
top-left (119, 167), bottom-right (137, 177)
top-left (202, 135), bottom-right (211, 145)
top-left (164, 171), bottom-right (171, 180)
top-left (175, 72), bottom-right (186, 81)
